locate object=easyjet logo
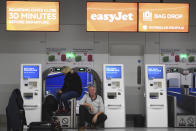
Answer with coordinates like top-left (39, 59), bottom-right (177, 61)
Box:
top-left (90, 12), bottom-right (134, 23)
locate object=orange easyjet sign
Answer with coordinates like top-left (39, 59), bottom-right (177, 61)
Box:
top-left (87, 2), bottom-right (138, 32)
top-left (7, 1), bottom-right (59, 31)
top-left (139, 3), bottom-right (189, 32)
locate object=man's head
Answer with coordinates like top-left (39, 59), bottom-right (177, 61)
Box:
top-left (61, 66), bottom-right (72, 74)
top-left (88, 86), bottom-right (96, 97)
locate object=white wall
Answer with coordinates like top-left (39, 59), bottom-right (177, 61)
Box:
top-left (1, 0), bottom-right (196, 116)
top-left (109, 56), bottom-right (145, 114)
top-left (108, 32), bottom-right (146, 114)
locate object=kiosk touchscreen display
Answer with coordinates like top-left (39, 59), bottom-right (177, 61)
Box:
top-left (148, 66), bottom-right (163, 79)
top-left (106, 66), bottom-right (121, 79)
top-left (23, 65), bottom-right (39, 79)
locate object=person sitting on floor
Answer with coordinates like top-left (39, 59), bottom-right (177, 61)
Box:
top-left (78, 86), bottom-right (107, 131)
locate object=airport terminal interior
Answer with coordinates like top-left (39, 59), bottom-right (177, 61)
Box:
top-left (1, 0), bottom-right (196, 131)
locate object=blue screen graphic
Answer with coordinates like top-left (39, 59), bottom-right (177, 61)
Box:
top-left (148, 66), bottom-right (163, 79)
top-left (106, 66), bottom-right (121, 79)
top-left (23, 65), bottom-right (39, 79)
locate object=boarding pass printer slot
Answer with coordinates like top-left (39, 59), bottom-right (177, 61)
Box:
top-left (107, 92), bottom-right (117, 99)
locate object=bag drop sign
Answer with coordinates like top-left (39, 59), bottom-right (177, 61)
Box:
top-left (139, 3), bottom-right (189, 32)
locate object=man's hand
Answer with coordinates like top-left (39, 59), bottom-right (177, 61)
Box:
top-left (82, 103), bottom-right (94, 113)
top-left (92, 112), bottom-right (102, 124)
top-left (92, 114), bottom-right (98, 124)
top-left (89, 105), bottom-right (94, 113)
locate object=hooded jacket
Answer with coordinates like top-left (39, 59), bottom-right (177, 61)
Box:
top-left (61, 72), bottom-right (82, 96)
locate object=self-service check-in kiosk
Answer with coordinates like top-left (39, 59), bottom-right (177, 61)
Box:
top-left (103, 64), bottom-right (126, 128)
top-left (145, 64), bottom-right (168, 127)
top-left (20, 64), bottom-right (42, 125)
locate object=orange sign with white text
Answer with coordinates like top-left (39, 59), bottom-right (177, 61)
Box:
top-left (7, 1), bottom-right (59, 31)
top-left (139, 3), bottom-right (189, 32)
top-left (87, 2), bottom-right (138, 32)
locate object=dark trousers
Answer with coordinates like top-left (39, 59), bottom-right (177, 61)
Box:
top-left (79, 105), bottom-right (107, 127)
top-left (56, 91), bottom-right (80, 108)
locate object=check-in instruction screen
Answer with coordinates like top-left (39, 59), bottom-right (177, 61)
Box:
top-left (106, 66), bottom-right (122, 79)
top-left (23, 66), bottom-right (39, 79)
top-left (148, 66), bottom-right (163, 79)
top-left (7, 1), bottom-right (59, 31)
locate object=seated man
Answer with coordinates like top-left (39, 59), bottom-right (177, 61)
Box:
top-left (78, 86), bottom-right (107, 131)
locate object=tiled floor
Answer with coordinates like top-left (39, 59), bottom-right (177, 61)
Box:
top-left (1, 124), bottom-right (196, 131)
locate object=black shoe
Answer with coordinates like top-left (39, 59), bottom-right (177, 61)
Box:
top-left (62, 108), bottom-right (70, 114)
top-left (78, 126), bottom-right (86, 131)
top-left (90, 124), bottom-right (96, 129)
top-left (55, 105), bottom-right (64, 114)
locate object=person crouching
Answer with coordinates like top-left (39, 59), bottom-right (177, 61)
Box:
top-left (78, 86), bottom-right (107, 131)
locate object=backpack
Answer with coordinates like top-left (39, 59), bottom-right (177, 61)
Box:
top-left (42, 95), bottom-right (58, 121)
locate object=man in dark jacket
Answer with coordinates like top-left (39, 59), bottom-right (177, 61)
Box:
top-left (56, 66), bottom-right (82, 113)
